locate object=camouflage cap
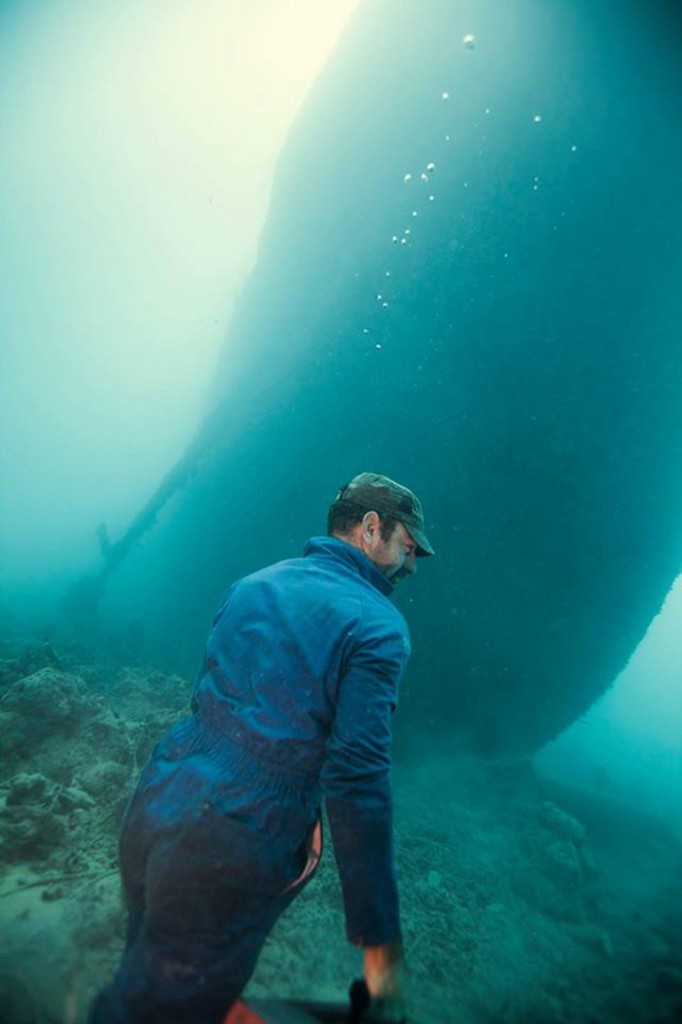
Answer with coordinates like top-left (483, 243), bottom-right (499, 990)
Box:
top-left (334, 472), bottom-right (434, 557)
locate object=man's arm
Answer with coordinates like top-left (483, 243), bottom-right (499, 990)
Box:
top-left (321, 624), bottom-right (409, 1002)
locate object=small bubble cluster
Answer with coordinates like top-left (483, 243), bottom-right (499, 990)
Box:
top-left (393, 158), bottom-right (440, 246)
top-left (367, 38), bottom-right (588, 341)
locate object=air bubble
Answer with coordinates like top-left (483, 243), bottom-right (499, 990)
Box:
top-left (426, 162), bottom-right (436, 172)
top-left (403, 173), bottom-right (412, 183)
top-left (442, 91), bottom-right (450, 101)
top-left (463, 33), bottom-right (475, 49)
top-left (533, 114), bottom-right (542, 123)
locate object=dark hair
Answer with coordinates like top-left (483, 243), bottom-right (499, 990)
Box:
top-left (327, 498), bottom-right (399, 543)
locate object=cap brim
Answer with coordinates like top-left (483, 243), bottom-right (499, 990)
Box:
top-left (405, 524), bottom-right (435, 557)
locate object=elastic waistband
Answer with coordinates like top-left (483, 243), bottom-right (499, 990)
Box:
top-left (166, 710), bottom-right (322, 800)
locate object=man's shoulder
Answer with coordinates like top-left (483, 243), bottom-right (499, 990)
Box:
top-left (231, 553), bottom-right (348, 606)
top-left (237, 553), bottom-right (311, 587)
top-left (231, 543), bottom-right (407, 628)
top-left (233, 551), bottom-right (400, 614)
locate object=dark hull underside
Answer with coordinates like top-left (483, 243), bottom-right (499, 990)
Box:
top-left (103, 0), bottom-right (682, 755)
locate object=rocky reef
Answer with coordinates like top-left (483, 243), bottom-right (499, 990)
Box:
top-left (0, 634), bottom-right (680, 1022)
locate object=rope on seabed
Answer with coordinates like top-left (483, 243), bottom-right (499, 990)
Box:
top-left (0, 867), bottom-right (119, 899)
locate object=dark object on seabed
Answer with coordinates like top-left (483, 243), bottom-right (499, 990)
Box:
top-left (228, 979), bottom-right (413, 1023)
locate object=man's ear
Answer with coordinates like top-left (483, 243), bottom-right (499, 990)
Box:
top-left (361, 511), bottom-right (381, 542)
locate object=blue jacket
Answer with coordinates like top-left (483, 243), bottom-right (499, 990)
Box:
top-left (189, 535), bottom-right (411, 945)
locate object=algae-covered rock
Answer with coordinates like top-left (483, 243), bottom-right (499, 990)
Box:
top-left (77, 761), bottom-right (131, 802)
top-left (0, 670), bottom-right (101, 770)
top-left (543, 839), bottom-right (583, 881)
top-left (4, 771), bottom-right (52, 806)
top-left (0, 772), bottom-right (68, 862)
top-left (0, 667), bottom-right (139, 789)
top-left (0, 669), bottom-right (96, 724)
top-left (539, 801), bottom-right (586, 846)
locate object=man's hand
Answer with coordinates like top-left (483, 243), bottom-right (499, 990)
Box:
top-left (363, 936), bottom-right (407, 1021)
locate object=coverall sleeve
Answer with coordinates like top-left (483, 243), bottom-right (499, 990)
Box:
top-left (321, 625), bottom-right (409, 947)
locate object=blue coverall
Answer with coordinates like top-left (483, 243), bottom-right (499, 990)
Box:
top-left (89, 536), bottom-right (410, 1024)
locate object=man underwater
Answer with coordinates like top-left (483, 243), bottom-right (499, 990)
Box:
top-left (90, 473), bottom-right (434, 1024)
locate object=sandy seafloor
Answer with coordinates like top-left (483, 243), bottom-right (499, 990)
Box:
top-left (0, 622), bottom-right (680, 1024)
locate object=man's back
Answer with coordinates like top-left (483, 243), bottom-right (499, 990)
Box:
top-left (194, 536), bottom-right (410, 778)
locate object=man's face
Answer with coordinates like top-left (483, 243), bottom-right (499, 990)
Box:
top-left (371, 521), bottom-right (418, 580)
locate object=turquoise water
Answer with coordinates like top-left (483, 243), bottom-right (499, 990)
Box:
top-left (1, 1), bottom-right (681, 1021)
